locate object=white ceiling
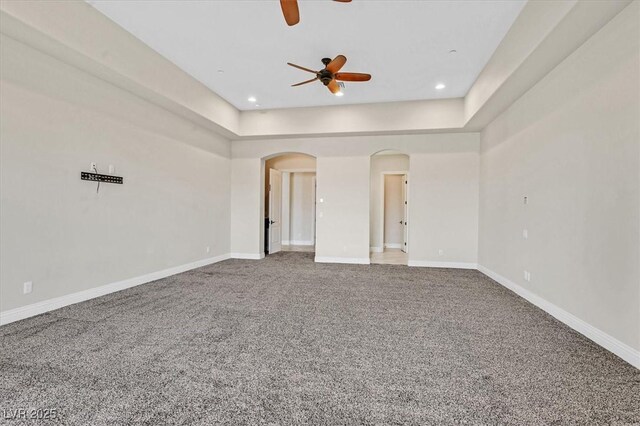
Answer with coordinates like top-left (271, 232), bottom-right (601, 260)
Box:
top-left (86, 0), bottom-right (526, 111)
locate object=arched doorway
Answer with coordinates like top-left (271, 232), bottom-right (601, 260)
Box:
top-left (370, 150), bottom-right (410, 265)
top-left (262, 153), bottom-right (317, 255)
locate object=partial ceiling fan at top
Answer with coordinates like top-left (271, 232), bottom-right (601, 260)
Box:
top-left (280, 0), bottom-right (351, 26)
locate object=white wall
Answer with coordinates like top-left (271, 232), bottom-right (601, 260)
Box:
top-left (384, 175), bottom-right (404, 247)
top-left (370, 154), bottom-right (410, 251)
top-left (479, 2), bottom-right (639, 353)
top-left (0, 35), bottom-right (231, 313)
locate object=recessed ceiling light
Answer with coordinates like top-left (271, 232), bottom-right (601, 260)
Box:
top-left (449, 49), bottom-right (457, 54)
top-left (248, 96), bottom-right (257, 102)
top-left (217, 69), bottom-right (224, 74)
top-left (335, 91), bottom-right (344, 97)
top-left (435, 83), bottom-right (446, 90)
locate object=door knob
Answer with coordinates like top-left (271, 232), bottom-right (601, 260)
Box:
top-left (270, 220), bottom-right (276, 225)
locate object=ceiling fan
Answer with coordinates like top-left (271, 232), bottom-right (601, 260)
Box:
top-left (288, 55), bottom-right (371, 95)
top-left (280, 0), bottom-right (351, 26)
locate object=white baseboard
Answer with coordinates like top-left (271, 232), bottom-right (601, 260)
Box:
top-left (0, 253), bottom-right (231, 326)
top-left (282, 240), bottom-right (290, 245)
top-left (315, 256), bottom-right (370, 265)
top-left (230, 253), bottom-right (265, 260)
top-left (408, 260), bottom-right (478, 269)
top-left (370, 246), bottom-right (383, 253)
top-left (478, 265), bottom-right (640, 369)
top-left (384, 243), bottom-right (402, 249)
top-left (288, 240), bottom-right (314, 246)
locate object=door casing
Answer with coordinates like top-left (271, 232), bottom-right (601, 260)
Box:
top-left (268, 168), bottom-right (282, 254)
top-left (378, 171), bottom-right (409, 254)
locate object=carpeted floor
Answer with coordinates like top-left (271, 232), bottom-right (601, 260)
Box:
top-left (1, 252), bottom-right (639, 425)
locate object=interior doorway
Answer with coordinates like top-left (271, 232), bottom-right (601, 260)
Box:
top-left (264, 153), bottom-right (317, 255)
top-left (370, 151), bottom-right (409, 265)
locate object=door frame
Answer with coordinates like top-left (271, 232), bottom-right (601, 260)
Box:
top-left (312, 175), bottom-right (317, 245)
top-left (268, 168), bottom-right (283, 254)
top-left (379, 171), bottom-right (409, 254)
top-left (269, 168), bottom-right (317, 249)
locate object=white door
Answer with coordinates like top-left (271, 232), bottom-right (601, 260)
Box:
top-left (402, 174), bottom-right (408, 253)
top-left (268, 168), bottom-right (282, 254)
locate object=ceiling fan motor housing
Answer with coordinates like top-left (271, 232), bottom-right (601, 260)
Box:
top-left (319, 69), bottom-right (333, 85)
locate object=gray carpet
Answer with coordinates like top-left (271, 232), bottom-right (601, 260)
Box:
top-left (1, 252), bottom-right (638, 425)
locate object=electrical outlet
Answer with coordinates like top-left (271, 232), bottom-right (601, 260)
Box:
top-left (23, 281), bottom-right (32, 294)
top-left (108, 164), bottom-right (115, 174)
top-left (90, 162), bottom-right (97, 171)
top-left (205, 246), bottom-right (210, 253)
top-left (523, 229), bottom-right (528, 239)
top-left (523, 271), bottom-right (531, 282)
top-left (438, 249), bottom-right (444, 256)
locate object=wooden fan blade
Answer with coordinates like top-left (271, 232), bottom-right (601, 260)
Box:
top-left (335, 72), bottom-right (371, 82)
top-left (326, 55), bottom-right (347, 73)
top-left (292, 77), bottom-right (319, 87)
top-left (333, 0), bottom-right (352, 2)
top-left (327, 79), bottom-right (341, 94)
top-left (287, 62), bottom-right (318, 74)
top-left (280, 0), bottom-right (300, 26)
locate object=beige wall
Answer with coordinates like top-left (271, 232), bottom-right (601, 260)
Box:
top-left (281, 172), bottom-right (290, 244)
top-left (230, 158), bottom-right (262, 257)
top-left (315, 157), bottom-right (371, 262)
top-left (478, 2), bottom-right (639, 352)
top-left (384, 175), bottom-right (404, 247)
top-left (230, 134), bottom-right (480, 263)
top-left (266, 154), bottom-right (316, 171)
top-left (289, 172), bottom-right (316, 245)
top-left (408, 151), bottom-right (479, 266)
top-left (1, 0), bottom-right (240, 136)
top-left (369, 154), bottom-right (410, 250)
top-left (0, 35), bottom-right (231, 312)
top-left (240, 99), bottom-right (465, 137)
